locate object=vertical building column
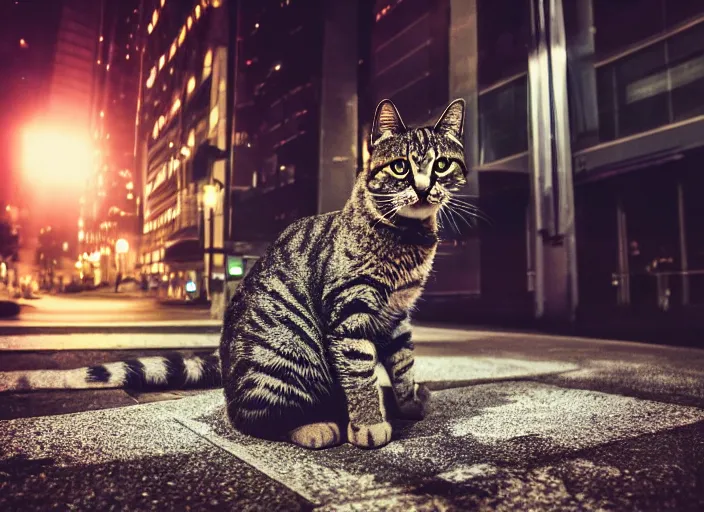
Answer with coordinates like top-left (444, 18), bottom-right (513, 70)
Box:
top-left (616, 196), bottom-right (630, 305)
top-left (676, 180), bottom-right (690, 306)
top-left (317, 0), bottom-right (359, 214)
top-left (528, 0), bottom-right (579, 321)
top-left (448, 0), bottom-right (481, 294)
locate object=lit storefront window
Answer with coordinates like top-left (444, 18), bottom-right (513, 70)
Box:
top-left (203, 49), bottom-right (213, 79)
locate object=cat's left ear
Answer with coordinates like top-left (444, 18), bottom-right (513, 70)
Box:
top-left (371, 99), bottom-right (406, 146)
top-left (434, 99), bottom-right (465, 146)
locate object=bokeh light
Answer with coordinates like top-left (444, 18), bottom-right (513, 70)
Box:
top-left (21, 122), bottom-right (93, 189)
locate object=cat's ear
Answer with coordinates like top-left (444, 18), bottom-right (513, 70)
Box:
top-left (434, 99), bottom-right (465, 146)
top-left (371, 99), bottom-right (406, 146)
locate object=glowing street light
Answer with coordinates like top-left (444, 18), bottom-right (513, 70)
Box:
top-left (203, 183), bottom-right (220, 296)
top-left (203, 184), bottom-right (218, 209)
top-left (21, 122), bottom-right (93, 188)
top-left (115, 238), bottom-right (129, 255)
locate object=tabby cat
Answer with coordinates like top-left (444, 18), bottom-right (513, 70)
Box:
top-left (0, 98), bottom-right (468, 450)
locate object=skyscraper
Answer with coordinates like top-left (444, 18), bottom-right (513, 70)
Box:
top-left (137, 0), bottom-right (230, 299)
top-left (78, 0), bottom-right (142, 286)
top-left (230, 0), bottom-right (359, 247)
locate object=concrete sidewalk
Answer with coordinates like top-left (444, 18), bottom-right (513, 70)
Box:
top-left (1, 329), bottom-right (703, 510)
top-left (0, 325), bottom-right (520, 351)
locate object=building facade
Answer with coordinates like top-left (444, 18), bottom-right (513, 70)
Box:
top-left (230, 0), bottom-right (359, 249)
top-left (362, 0), bottom-right (704, 320)
top-left (134, 0), bottom-right (359, 308)
top-left (569, 0), bottom-right (704, 313)
top-left (129, 0), bottom-right (704, 320)
top-left (78, 0), bottom-right (143, 287)
top-left (137, 0), bottom-right (231, 300)
top-left (46, 0), bottom-right (102, 131)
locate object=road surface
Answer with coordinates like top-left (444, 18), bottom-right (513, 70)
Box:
top-left (0, 293), bottom-right (211, 327)
top-left (0, 327), bottom-right (703, 510)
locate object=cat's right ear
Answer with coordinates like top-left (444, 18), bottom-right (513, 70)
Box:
top-left (371, 99), bottom-right (406, 146)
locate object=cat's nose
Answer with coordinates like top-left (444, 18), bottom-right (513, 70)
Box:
top-left (414, 174), bottom-right (431, 192)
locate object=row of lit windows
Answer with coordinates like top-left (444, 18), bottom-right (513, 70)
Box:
top-left (375, 1), bottom-right (403, 22)
top-left (146, 0), bottom-right (217, 91)
top-left (79, 231), bottom-right (120, 246)
top-left (150, 53), bottom-right (211, 141)
top-left (146, 158), bottom-right (180, 198)
top-left (141, 248), bottom-right (165, 266)
top-left (143, 204), bottom-right (181, 234)
top-left (145, 130), bottom-right (195, 198)
top-left (99, 221), bottom-right (118, 231)
top-left (150, 56), bottom-right (209, 140)
top-left (147, 0), bottom-right (167, 35)
top-left (145, 0), bottom-right (216, 142)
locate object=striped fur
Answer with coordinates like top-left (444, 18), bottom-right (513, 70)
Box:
top-left (0, 352), bottom-right (221, 392)
top-left (0, 99), bottom-right (467, 451)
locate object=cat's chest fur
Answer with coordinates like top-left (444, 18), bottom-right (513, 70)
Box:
top-left (386, 248), bottom-right (435, 313)
top-left (343, 236), bottom-right (436, 330)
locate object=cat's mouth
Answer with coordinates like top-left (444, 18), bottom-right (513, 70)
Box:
top-left (397, 201), bottom-right (439, 219)
top-left (410, 197), bottom-right (439, 208)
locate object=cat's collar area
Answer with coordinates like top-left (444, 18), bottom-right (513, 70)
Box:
top-left (377, 216), bottom-right (438, 247)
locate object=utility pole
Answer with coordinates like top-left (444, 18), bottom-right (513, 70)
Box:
top-left (527, 0), bottom-right (579, 322)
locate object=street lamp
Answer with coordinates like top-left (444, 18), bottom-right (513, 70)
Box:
top-left (115, 238), bottom-right (129, 283)
top-left (203, 184), bottom-right (219, 299)
top-left (203, 184), bottom-right (218, 210)
top-left (115, 238), bottom-right (129, 255)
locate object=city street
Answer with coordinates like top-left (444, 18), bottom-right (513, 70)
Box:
top-left (0, 293), bottom-right (213, 328)
top-left (1, 326), bottom-right (703, 510)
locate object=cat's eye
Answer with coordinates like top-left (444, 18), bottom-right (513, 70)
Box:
top-left (385, 160), bottom-right (409, 179)
top-left (434, 158), bottom-right (454, 177)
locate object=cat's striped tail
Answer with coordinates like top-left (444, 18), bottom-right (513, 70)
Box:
top-left (0, 351), bottom-right (222, 393)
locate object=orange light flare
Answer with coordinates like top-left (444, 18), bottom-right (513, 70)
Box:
top-left (20, 122), bottom-right (94, 189)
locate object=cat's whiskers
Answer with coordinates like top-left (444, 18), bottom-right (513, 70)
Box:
top-left (373, 203), bottom-right (404, 228)
top-left (447, 197), bottom-right (492, 226)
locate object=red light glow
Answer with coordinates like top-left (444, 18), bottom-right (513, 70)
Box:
top-left (20, 122), bottom-right (94, 189)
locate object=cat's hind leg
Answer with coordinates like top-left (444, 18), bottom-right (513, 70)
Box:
top-left (289, 422), bottom-right (342, 449)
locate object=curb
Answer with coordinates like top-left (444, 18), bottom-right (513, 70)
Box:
top-left (0, 301), bottom-right (21, 319)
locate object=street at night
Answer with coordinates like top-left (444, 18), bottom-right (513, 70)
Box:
top-left (0, 293), bottom-right (213, 327)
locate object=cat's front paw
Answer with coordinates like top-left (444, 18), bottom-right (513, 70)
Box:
top-left (347, 421), bottom-right (392, 449)
top-left (397, 383), bottom-right (431, 420)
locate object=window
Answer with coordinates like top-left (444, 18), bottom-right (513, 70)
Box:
top-left (279, 164), bottom-right (295, 185)
top-left (477, 0), bottom-right (530, 88)
top-left (478, 76), bottom-right (528, 163)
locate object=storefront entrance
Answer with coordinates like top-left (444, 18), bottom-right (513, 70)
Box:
top-left (576, 149), bottom-right (704, 312)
